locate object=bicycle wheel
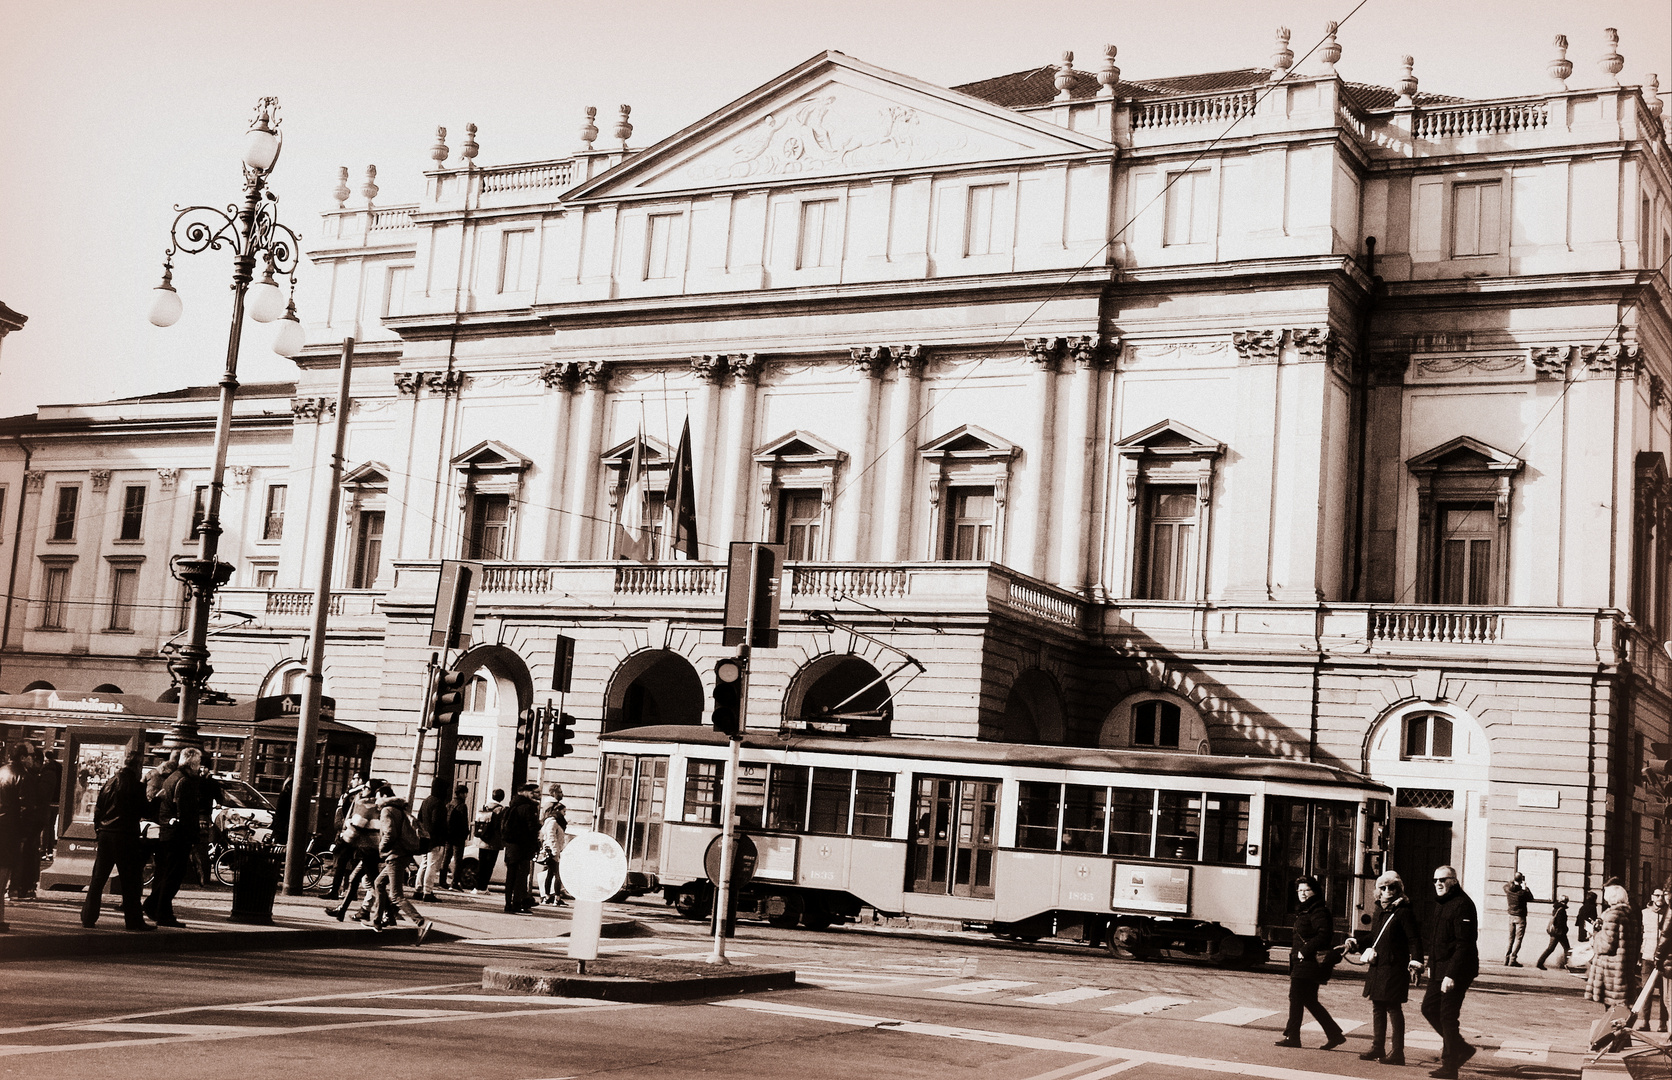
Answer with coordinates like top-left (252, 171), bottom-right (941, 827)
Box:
top-left (303, 853), bottom-right (325, 891)
top-left (212, 848), bottom-right (239, 887)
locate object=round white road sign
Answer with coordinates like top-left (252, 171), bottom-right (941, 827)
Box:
top-left (559, 830), bottom-right (628, 903)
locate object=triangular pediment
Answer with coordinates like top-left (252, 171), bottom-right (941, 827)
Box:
top-left (451, 441), bottom-right (531, 471)
top-left (566, 51), bottom-right (1112, 202)
top-left (602, 435), bottom-right (671, 462)
top-left (1116, 419), bottom-right (1224, 456)
top-left (920, 424), bottom-right (1016, 458)
top-left (1407, 436), bottom-right (1522, 473)
top-left (753, 430), bottom-right (846, 463)
top-left (341, 461), bottom-right (389, 487)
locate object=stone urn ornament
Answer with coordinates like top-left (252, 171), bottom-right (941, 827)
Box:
top-left (1548, 34), bottom-right (1573, 88)
top-left (430, 126), bottom-right (449, 165)
top-left (1599, 28), bottom-right (1624, 85)
top-left (1270, 27), bottom-right (1293, 80)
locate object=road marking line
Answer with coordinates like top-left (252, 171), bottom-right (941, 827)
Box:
top-left (1102, 994), bottom-right (1190, 1014)
top-left (1493, 1039), bottom-right (1548, 1062)
top-left (75, 1023), bottom-right (288, 1036)
top-left (714, 1000), bottom-right (1375, 1079)
top-left (795, 968), bottom-right (930, 989)
top-left (384, 994), bottom-right (606, 1005)
top-left (1017, 987), bottom-right (1118, 1006)
top-left (1017, 1057), bottom-right (1128, 1080)
top-left (1301, 1019), bottom-right (1365, 1035)
top-left (1192, 1006), bottom-right (1280, 1026)
top-left (219, 1005), bottom-right (470, 1017)
top-left (656, 950), bottom-right (757, 959)
top-left (1068, 1063), bottom-right (1145, 1079)
top-left (930, 979), bottom-right (1035, 996)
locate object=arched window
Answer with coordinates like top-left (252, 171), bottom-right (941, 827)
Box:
top-left (92, 683), bottom-right (123, 694)
top-left (1402, 712), bottom-right (1455, 759)
top-left (21, 680), bottom-right (54, 692)
top-left (1099, 692), bottom-right (1210, 754)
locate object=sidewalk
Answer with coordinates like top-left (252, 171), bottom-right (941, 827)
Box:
top-left (0, 883), bottom-right (629, 961)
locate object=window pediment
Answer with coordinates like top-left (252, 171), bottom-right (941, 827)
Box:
top-left (451, 441), bottom-right (532, 474)
top-left (603, 436), bottom-right (671, 465)
top-left (1406, 436), bottom-right (1522, 475)
top-left (1116, 419), bottom-right (1225, 459)
top-left (754, 430), bottom-right (846, 466)
top-left (343, 461), bottom-right (390, 488)
top-left (919, 424), bottom-right (1017, 462)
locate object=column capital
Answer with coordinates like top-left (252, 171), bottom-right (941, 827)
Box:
top-left (1066, 334), bottom-right (1110, 369)
top-left (1531, 345), bottom-right (1571, 381)
top-left (849, 346), bottom-right (890, 378)
top-left (727, 352), bottom-right (761, 382)
top-left (539, 360), bottom-right (581, 390)
top-left (1231, 329), bottom-right (1283, 364)
top-left (1581, 341), bottom-right (1643, 378)
top-left (691, 354), bottom-right (727, 383)
top-left (1023, 336), bottom-right (1066, 372)
top-left (393, 370), bottom-right (422, 396)
top-left (579, 359), bottom-right (612, 389)
top-left (1288, 327), bottom-right (1333, 362)
top-left (89, 470), bottom-right (111, 492)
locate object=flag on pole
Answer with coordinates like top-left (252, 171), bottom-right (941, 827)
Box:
top-left (615, 429), bottom-right (649, 561)
top-left (666, 417), bottom-right (700, 560)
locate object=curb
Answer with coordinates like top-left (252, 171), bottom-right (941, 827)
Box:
top-left (0, 924), bottom-right (422, 961)
top-left (482, 963), bottom-right (796, 1002)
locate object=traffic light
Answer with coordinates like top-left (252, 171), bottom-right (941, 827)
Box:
top-left (712, 656), bottom-right (746, 736)
top-left (516, 707), bottom-right (535, 755)
top-left (1646, 742), bottom-right (1671, 804)
top-left (552, 712), bottom-right (576, 757)
top-left (428, 669), bottom-right (467, 728)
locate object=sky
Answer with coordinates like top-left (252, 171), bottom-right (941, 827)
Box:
top-left (0, 0), bottom-right (1666, 412)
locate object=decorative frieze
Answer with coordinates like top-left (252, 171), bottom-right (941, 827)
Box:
top-left (24, 471), bottom-right (44, 492)
top-left (89, 470), bottom-right (110, 492)
top-left (230, 465), bottom-right (253, 486)
top-left (1414, 354), bottom-right (1525, 378)
top-left (1231, 329), bottom-right (1282, 364)
top-left (1531, 346), bottom-right (1571, 380)
top-left (156, 469), bottom-right (179, 491)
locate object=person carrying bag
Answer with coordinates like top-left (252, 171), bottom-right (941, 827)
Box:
top-left (1345, 871), bottom-right (1426, 1065)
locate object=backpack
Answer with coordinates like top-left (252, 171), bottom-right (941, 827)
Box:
top-left (474, 805), bottom-right (504, 847)
top-left (394, 809), bottom-right (423, 857)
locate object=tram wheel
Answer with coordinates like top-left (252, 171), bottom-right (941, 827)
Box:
top-left (766, 893), bottom-right (804, 929)
top-left (1108, 924), bottom-right (1151, 960)
top-left (673, 886), bottom-right (711, 921)
top-left (800, 899), bottom-right (835, 931)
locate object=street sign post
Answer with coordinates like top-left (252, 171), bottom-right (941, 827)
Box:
top-left (560, 831), bottom-right (628, 973)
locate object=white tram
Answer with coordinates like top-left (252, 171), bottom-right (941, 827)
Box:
top-left (596, 726), bottom-right (1392, 965)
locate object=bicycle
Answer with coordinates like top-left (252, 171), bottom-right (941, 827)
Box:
top-left (211, 828), bottom-right (326, 890)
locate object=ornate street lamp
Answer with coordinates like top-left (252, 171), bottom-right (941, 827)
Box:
top-left (147, 97), bottom-right (303, 749)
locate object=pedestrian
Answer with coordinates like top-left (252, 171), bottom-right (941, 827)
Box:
top-left (10, 745), bottom-right (48, 902)
top-left (538, 800), bottom-right (567, 905)
top-left (80, 747), bottom-right (153, 932)
top-left (1585, 883), bottom-right (1642, 1012)
top-left (1421, 864), bottom-right (1480, 1079)
top-left (190, 771), bottom-right (220, 887)
top-left (415, 780), bottom-right (447, 901)
top-left (0, 741), bottom-right (35, 931)
top-left (500, 781), bottom-right (541, 914)
top-left (1273, 875), bottom-right (1347, 1051)
top-left (444, 784), bottom-right (470, 889)
top-left (1638, 888), bottom-right (1669, 1032)
top-left (1348, 871), bottom-right (1425, 1065)
top-left (271, 776), bottom-right (292, 846)
top-left (324, 780), bottom-right (385, 922)
top-left (144, 747), bottom-right (203, 928)
top-left (325, 776), bottom-right (368, 899)
top-left (356, 790), bottom-right (433, 943)
top-left (1535, 895), bottom-right (1570, 970)
top-left (1578, 890), bottom-right (1599, 942)
top-left (1503, 872), bottom-right (1533, 966)
top-left (471, 788), bottom-right (505, 896)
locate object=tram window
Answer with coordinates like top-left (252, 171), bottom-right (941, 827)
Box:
top-left (1156, 791), bottom-right (1200, 860)
top-left (1108, 788), bottom-right (1154, 856)
top-left (682, 760), bottom-right (724, 825)
top-left (808, 768), bottom-right (851, 834)
top-left (1061, 785), bottom-right (1107, 853)
top-left (201, 737), bottom-right (242, 777)
top-left (1016, 782), bottom-right (1061, 851)
top-left (1132, 701), bottom-right (1181, 748)
top-left (736, 764), bottom-right (767, 829)
top-left (852, 770), bottom-right (894, 837)
top-left (252, 739), bottom-right (293, 794)
top-left (1201, 794), bottom-right (1250, 863)
top-left (767, 764), bottom-right (810, 831)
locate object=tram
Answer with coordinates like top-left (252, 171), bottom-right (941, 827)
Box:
top-left (596, 726), bottom-right (1391, 965)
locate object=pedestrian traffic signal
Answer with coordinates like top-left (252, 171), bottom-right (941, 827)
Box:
top-left (712, 656), bottom-right (746, 737)
top-left (516, 707), bottom-right (534, 754)
top-left (428, 669), bottom-right (467, 728)
top-left (552, 712), bottom-right (576, 757)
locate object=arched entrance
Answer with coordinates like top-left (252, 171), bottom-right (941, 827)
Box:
top-left (999, 669), bottom-right (1065, 743)
top-left (444, 644), bottom-right (534, 812)
top-left (785, 655), bottom-right (893, 734)
top-left (603, 650), bottom-right (704, 733)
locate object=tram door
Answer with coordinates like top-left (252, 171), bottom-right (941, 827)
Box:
top-left (908, 776), bottom-right (999, 898)
top-left (1259, 796), bottom-right (1357, 943)
top-left (597, 754), bottom-right (668, 877)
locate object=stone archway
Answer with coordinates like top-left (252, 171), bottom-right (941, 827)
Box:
top-left (603, 650), bottom-right (704, 733)
top-left (1000, 669), bottom-right (1065, 744)
top-left (444, 644), bottom-right (535, 805)
top-left (785, 654), bottom-right (893, 734)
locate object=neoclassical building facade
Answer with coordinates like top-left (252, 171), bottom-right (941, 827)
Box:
top-left (3, 35), bottom-right (1671, 941)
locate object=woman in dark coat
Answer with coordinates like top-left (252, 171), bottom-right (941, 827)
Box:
top-left (1275, 875), bottom-right (1346, 1050)
top-left (1350, 871), bottom-right (1425, 1065)
top-left (1578, 890), bottom-right (1599, 942)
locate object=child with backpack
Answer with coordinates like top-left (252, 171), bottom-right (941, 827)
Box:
top-left (358, 792), bottom-right (433, 942)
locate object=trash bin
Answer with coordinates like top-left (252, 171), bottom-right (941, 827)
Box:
top-left (226, 842), bottom-right (281, 925)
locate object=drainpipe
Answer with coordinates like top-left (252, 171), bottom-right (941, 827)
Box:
top-left (1348, 238), bottom-right (1381, 600)
top-left (3, 438), bottom-right (32, 655)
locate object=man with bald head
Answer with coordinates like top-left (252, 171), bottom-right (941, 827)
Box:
top-left (1421, 865), bottom-right (1480, 1079)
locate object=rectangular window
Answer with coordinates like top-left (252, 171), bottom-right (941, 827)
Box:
top-left (766, 764), bottom-right (810, 831)
top-left (644, 214), bottom-right (681, 280)
top-left (965, 184), bottom-right (1003, 256)
top-left (1132, 700), bottom-right (1182, 748)
top-left (119, 486), bottom-right (146, 541)
top-left (852, 770), bottom-right (894, 837)
top-left (734, 764), bottom-right (767, 830)
top-left (1163, 170), bottom-right (1213, 246)
top-left (1061, 785), bottom-right (1107, 853)
top-left (798, 200), bottom-right (838, 269)
top-left (1155, 791), bottom-right (1200, 860)
top-left (41, 566), bottom-right (70, 628)
top-left (263, 485), bottom-right (286, 541)
top-left (1451, 180), bottom-right (1502, 257)
top-left (384, 265), bottom-right (411, 318)
top-left (942, 486), bottom-right (995, 561)
top-left (468, 493), bottom-right (510, 560)
top-left (352, 510), bottom-right (384, 589)
top-left (52, 486), bottom-right (78, 541)
top-left (641, 491), bottom-right (667, 562)
top-left (108, 567), bottom-right (138, 631)
top-left (1142, 486), bottom-right (1197, 600)
top-left (1437, 504), bottom-right (1494, 605)
top-left (190, 486), bottom-right (208, 540)
top-left (255, 568), bottom-right (278, 589)
top-left (1107, 788), bottom-right (1154, 857)
top-left (682, 760), bottom-right (724, 825)
top-left (499, 229), bottom-right (534, 292)
top-left (808, 768), bottom-right (852, 834)
top-left (1201, 794), bottom-right (1250, 863)
top-left (1015, 781), bottom-right (1061, 851)
top-left (776, 489), bottom-right (823, 562)
top-left (0, 488), bottom-right (6, 536)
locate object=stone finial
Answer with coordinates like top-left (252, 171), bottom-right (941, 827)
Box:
top-left (461, 123), bottom-right (479, 164)
top-left (1054, 51), bottom-right (1074, 101)
top-left (1396, 56), bottom-right (1418, 105)
top-left (1270, 27), bottom-right (1293, 81)
top-left (613, 105), bottom-right (633, 148)
top-left (1098, 45), bottom-right (1120, 95)
top-left (1549, 34), bottom-right (1573, 88)
top-left (332, 166), bottom-right (350, 208)
top-left (1318, 21), bottom-right (1341, 75)
top-left (430, 126), bottom-right (449, 165)
top-left (361, 164), bottom-right (379, 206)
top-left (1647, 74), bottom-right (1664, 118)
top-left (581, 106), bottom-right (599, 149)
top-left (1600, 28), bottom-right (1624, 85)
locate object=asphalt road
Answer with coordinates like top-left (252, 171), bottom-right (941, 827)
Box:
top-left (0, 906), bottom-right (1601, 1080)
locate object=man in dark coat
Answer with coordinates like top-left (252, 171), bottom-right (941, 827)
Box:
top-left (1536, 895), bottom-right (1570, 969)
top-left (81, 748), bottom-right (153, 931)
top-left (1421, 865), bottom-right (1480, 1079)
top-left (144, 748), bottom-right (203, 928)
top-left (415, 781), bottom-right (448, 900)
top-left (500, 782), bottom-right (541, 914)
top-left (444, 784), bottom-right (470, 888)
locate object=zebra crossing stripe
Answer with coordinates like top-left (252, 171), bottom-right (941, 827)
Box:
top-left (1301, 1019), bottom-right (1365, 1035)
top-left (1103, 995), bottom-right (1192, 1015)
top-left (1016, 987), bottom-right (1118, 1006)
top-left (1191, 1006), bottom-right (1279, 1025)
top-left (1493, 1039), bottom-right (1549, 1063)
top-left (931, 980), bottom-right (1036, 996)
